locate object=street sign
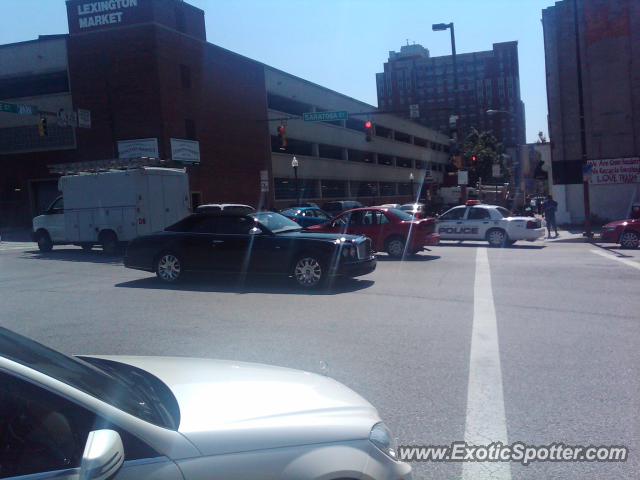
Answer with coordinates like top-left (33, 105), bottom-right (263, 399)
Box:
top-left (409, 104), bottom-right (420, 119)
top-left (260, 170), bottom-right (269, 192)
top-left (582, 163), bottom-right (593, 181)
top-left (492, 164), bottom-right (501, 178)
top-left (303, 111), bottom-right (348, 122)
top-left (78, 109), bottom-right (91, 129)
top-left (458, 170), bottom-right (468, 186)
top-left (0, 101), bottom-right (38, 116)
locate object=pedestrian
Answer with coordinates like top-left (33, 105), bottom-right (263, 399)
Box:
top-left (543, 194), bottom-right (559, 238)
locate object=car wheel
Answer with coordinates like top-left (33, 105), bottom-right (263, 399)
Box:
top-left (620, 231), bottom-right (639, 249)
top-left (386, 236), bottom-right (406, 258)
top-left (486, 229), bottom-right (507, 248)
top-left (156, 253), bottom-right (183, 283)
top-left (81, 244), bottom-right (93, 252)
top-left (36, 231), bottom-right (53, 252)
top-left (292, 256), bottom-right (324, 288)
top-left (100, 231), bottom-right (118, 255)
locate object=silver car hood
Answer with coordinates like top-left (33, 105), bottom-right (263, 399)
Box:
top-left (92, 356), bottom-right (379, 456)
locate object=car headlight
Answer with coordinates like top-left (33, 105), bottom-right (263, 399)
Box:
top-left (369, 422), bottom-right (397, 459)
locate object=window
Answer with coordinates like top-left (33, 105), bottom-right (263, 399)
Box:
top-left (468, 207), bottom-right (491, 220)
top-left (216, 216), bottom-right (256, 234)
top-left (375, 211), bottom-right (390, 224)
top-left (321, 179), bottom-right (347, 198)
top-left (440, 207), bottom-right (466, 221)
top-left (185, 119), bottom-right (196, 140)
top-left (180, 64), bottom-right (191, 89)
top-left (48, 196), bottom-right (64, 213)
top-left (0, 371), bottom-right (158, 477)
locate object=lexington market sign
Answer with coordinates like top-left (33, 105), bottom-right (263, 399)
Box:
top-left (74, 0), bottom-right (139, 29)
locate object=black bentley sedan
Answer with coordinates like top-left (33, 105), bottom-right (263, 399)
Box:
top-left (124, 211), bottom-right (376, 288)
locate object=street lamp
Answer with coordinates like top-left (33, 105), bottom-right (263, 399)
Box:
top-left (432, 21), bottom-right (462, 199)
top-left (291, 156), bottom-right (299, 204)
top-left (409, 172), bottom-right (415, 200)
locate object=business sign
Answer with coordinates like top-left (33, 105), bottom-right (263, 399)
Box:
top-left (67, 0), bottom-right (146, 33)
top-left (302, 111), bottom-right (348, 122)
top-left (587, 157), bottom-right (640, 185)
top-left (171, 138), bottom-right (200, 164)
top-left (117, 138), bottom-right (159, 159)
top-left (0, 101), bottom-right (38, 116)
top-left (77, 109), bottom-right (92, 129)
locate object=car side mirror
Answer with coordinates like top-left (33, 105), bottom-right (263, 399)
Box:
top-left (79, 430), bottom-right (124, 480)
top-left (249, 227), bottom-right (263, 235)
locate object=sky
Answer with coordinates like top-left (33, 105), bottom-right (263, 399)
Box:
top-left (1, 0), bottom-right (558, 143)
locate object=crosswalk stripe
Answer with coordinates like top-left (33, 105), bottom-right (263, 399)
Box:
top-left (463, 248), bottom-right (511, 480)
top-left (590, 249), bottom-right (640, 271)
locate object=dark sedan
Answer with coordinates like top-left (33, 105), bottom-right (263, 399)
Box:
top-left (125, 212), bottom-right (376, 288)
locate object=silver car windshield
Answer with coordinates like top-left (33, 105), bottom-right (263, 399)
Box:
top-left (253, 212), bottom-right (302, 233)
top-left (0, 328), bottom-right (174, 429)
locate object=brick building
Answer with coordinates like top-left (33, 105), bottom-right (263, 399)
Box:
top-left (0, 0), bottom-right (450, 228)
top-left (376, 42), bottom-right (526, 149)
top-left (542, 0), bottom-right (640, 222)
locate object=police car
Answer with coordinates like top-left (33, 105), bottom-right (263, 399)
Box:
top-left (437, 200), bottom-right (546, 246)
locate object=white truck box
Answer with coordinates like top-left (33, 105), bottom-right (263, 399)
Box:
top-left (33, 167), bottom-right (189, 252)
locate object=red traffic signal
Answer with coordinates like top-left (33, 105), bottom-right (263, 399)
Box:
top-left (471, 155), bottom-right (477, 163)
top-left (364, 120), bottom-right (373, 142)
top-left (277, 124), bottom-right (287, 150)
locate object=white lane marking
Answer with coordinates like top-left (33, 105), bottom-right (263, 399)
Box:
top-left (589, 250), bottom-right (640, 270)
top-left (590, 249), bottom-right (640, 271)
top-left (462, 248), bottom-right (511, 480)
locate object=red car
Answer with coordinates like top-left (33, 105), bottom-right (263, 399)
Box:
top-left (600, 218), bottom-right (640, 249)
top-left (307, 207), bottom-right (440, 257)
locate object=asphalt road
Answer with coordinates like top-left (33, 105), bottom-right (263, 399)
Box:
top-left (1, 237), bottom-right (639, 479)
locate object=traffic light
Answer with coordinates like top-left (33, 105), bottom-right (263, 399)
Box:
top-left (277, 124), bottom-right (287, 150)
top-left (471, 155), bottom-right (478, 164)
top-left (38, 115), bottom-right (48, 137)
top-left (364, 120), bottom-right (373, 142)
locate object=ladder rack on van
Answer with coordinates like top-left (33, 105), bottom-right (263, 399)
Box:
top-left (48, 157), bottom-right (183, 175)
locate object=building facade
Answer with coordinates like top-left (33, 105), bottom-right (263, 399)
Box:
top-left (542, 0), bottom-right (640, 222)
top-left (376, 42), bottom-right (526, 149)
top-left (0, 0), bottom-right (450, 228)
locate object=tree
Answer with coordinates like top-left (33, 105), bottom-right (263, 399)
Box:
top-left (462, 128), bottom-right (505, 186)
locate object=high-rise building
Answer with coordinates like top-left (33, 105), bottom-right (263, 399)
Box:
top-left (542, 0), bottom-right (640, 222)
top-left (376, 41), bottom-right (526, 149)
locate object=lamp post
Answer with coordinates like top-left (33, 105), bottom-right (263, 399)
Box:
top-left (433, 22), bottom-right (462, 200)
top-left (291, 156), bottom-right (299, 204)
top-left (409, 172), bottom-right (415, 201)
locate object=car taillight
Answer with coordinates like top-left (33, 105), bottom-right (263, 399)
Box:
top-left (526, 220), bottom-right (537, 229)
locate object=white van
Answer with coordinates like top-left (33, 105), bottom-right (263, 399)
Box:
top-left (32, 167), bottom-right (190, 253)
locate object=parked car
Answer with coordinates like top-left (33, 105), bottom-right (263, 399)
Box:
top-left (321, 200), bottom-right (364, 216)
top-left (600, 218), bottom-right (640, 248)
top-left (280, 207), bottom-right (333, 227)
top-left (436, 200), bottom-right (546, 246)
top-left (125, 211), bottom-right (375, 287)
top-left (195, 203), bottom-right (255, 214)
top-left (32, 167), bottom-right (190, 254)
top-left (288, 201), bottom-right (320, 209)
top-left (400, 203), bottom-right (427, 219)
top-left (0, 327), bottom-right (411, 480)
top-left (377, 203), bottom-right (402, 209)
top-left (308, 207), bottom-right (440, 258)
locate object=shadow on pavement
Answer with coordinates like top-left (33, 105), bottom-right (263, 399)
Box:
top-left (21, 248), bottom-right (123, 265)
top-left (438, 241), bottom-right (546, 250)
top-left (590, 242), bottom-right (635, 258)
top-left (376, 254), bottom-right (441, 262)
top-left (115, 273), bottom-right (374, 295)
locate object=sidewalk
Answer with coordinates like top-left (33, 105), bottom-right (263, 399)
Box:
top-left (543, 225), bottom-right (602, 244)
top-left (0, 228), bottom-right (33, 242)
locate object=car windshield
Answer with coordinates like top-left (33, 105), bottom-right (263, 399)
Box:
top-left (388, 209), bottom-right (415, 221)
top-left (0, 328), bottom-right (175, 429)
top-left (253, 212), bottom-right (302, 233)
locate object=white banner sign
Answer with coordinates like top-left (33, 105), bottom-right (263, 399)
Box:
top-left (171, 138), bottom-right (200, 164)
top-left (117, 138), bottom-right (159, 159)
top-left (587, 157), bottom-right (640, 185)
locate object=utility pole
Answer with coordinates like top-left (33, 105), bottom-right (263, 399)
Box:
top-left (573, 0), bottom-right (592, 237)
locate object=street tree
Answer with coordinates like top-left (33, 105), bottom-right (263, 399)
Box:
top-left (463, 128), bottom-right (506, 186)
